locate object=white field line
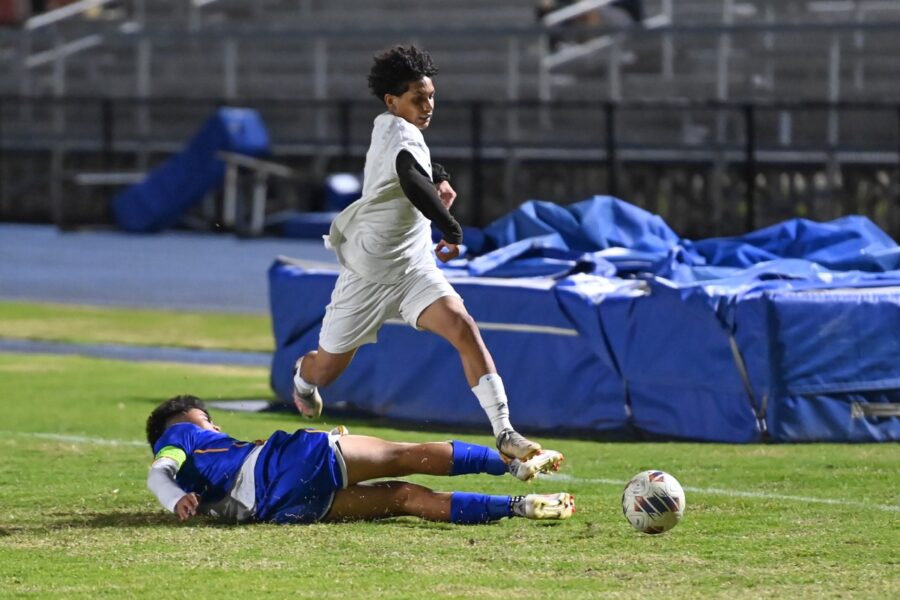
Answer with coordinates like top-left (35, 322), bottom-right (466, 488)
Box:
top-left (544, 473), bottom-right (900, 513)
top-left (4, 431), bottom-right (146, 447)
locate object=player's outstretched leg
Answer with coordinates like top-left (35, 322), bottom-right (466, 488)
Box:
top-left (451, 441), bottom-right (564, 481)
top-left (337, 436), bottom-right (502, 484)
top-left (415, 297), bottom-right (545, 461)
top-left (324, 481), bottom-right (452, 522)
top-left (337, 436), bottom-right (563, 484)
top-left (323, 481), bottom-right (575, 523)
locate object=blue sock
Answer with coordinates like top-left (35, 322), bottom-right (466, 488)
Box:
top-left (450, 492), bottom-right (512, 524)
top-left (450, 441), bottom-right (508, 476)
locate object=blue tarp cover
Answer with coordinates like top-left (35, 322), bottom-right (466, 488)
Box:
top-left (112, 108), bottom-right (270, 233)
top-left (269, 196), bottom-right (900, 442)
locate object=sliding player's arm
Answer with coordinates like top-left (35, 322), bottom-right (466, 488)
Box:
top-left (147, 447), bottom-right (198, 520)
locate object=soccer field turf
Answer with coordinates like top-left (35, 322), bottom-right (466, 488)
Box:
top-left (0, 303), bottom-right (897, 598)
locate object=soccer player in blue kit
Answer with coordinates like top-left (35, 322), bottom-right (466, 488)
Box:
top-left (146, 395), bottom-right (572, 525)
top-left (291, 45), bottom-right (553, 463)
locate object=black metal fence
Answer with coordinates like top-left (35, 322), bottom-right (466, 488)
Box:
top-left (1, 96), bottom-right (899, 238)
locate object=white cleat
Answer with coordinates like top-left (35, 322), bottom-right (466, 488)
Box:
top-left (329, 425), bottom-right (350, 436)
top-left (508, 450), bottom-right (565, 482)
top-left (292, 360), bottom-right (323, 419)
top-left (293, 388), bottom-right (323, 419)
top-left (512, 492), bottom-right (576, 520)
top-left (496, 429), bottom-right (542, 461)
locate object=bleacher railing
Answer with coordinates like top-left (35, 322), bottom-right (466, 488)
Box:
top-left (7, 17), bottom-right (900, 102)
top-left (1, 95), bottom-right (898, 237)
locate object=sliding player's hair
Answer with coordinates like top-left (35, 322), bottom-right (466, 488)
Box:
top-left (368, 45), bottom-right (438, 100)
top-left (146, 394), bottom-right (209, 448)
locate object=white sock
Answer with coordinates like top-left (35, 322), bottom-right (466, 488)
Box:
top-left (471, 373), bottom-right (513, 437)
top-left (293, 358), bottom-right (316, 395)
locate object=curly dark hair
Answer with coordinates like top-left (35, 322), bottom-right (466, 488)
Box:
top-left (146, 395), bottom-right (209, 448)
top-left (368, 45), bottom-right (438, 101)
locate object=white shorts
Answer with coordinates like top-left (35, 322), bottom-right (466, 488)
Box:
top-left (318, 265), bottom-right (461, 354)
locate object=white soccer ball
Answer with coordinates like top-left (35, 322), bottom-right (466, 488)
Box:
top-left (621, 470), bottom-right (686, 534)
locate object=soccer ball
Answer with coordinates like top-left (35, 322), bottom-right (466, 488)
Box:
top-left (621, 470), bottom-right (685, 534)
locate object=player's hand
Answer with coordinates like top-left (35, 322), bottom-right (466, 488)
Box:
top-left (174, 493), bottom-right (200, 521)
top-left (436, 181), bottom-right (457, 209)
top-left (435, 239), bottom-right (460, 263)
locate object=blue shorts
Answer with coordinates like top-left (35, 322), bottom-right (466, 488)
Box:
top-left (253, 429), bottom-right (348, 524)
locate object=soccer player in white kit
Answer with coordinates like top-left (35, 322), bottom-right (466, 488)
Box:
top-left (291, 45), bottom-right (547, 461)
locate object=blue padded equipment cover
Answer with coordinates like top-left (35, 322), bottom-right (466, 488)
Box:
top-left (112, 108), bottom-right (270, 233)
top-left (268, 196), bottom-right (900, 442)
top-left (269, 260), bottom-right (635, 435)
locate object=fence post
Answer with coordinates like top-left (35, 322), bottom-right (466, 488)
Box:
top-left (744, 103), bottom-right (757, 233)
top-left (314, 37), bottom-right (328, 140)
top-left (101, 97), bottom-right (114, 170)
top-left (50, 130), bottom-right (63, 227)
top-left (224, 37), bottom-right (238, 100)
top-left (471, 102), bottom-right (484, 226)
top-left (605, 101), bottom-right (619, 197)
top-left (339, 100), bottom-right (351, 163)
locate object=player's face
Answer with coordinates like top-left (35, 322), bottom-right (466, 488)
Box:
top-left (385, 77), bottom-right (435, 130)
top-left (178, 408), bottom-right (221, 433)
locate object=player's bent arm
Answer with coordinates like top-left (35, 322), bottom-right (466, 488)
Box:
top-left (431, 162), bottom-right (451, 184)
top-left (396, 150), bottom-right (463, 244)
top-left (147, 457), bottom-right (188, 513)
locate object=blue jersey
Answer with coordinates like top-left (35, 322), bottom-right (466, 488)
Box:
top-left (152, 423), bottom-right (259, 504)
top-left (153, 424), bottom-right (345, 523)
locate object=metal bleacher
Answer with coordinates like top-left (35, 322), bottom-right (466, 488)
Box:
top-left (540, 1), bottom-right (900, 101)
top-left (6, 1), bottom-right (896, 102)
top-left (1, 1), bottom-right (899, 236)
top-left (3, 1), bottom-right (896, 157)
top-left (6, 0), bottom-right (536, 100)
top-left (5, 2), bottom-right (900, 111)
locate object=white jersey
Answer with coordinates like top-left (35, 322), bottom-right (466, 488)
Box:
top-left (325, 112), bottom-right (435, 283)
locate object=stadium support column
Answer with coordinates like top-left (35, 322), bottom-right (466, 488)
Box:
top-left (471, 102), bottom-right (484, 227)
top-left (605, 101), bottom-right (619, 198)
top-left (743, 103), bottom-right (756, 233)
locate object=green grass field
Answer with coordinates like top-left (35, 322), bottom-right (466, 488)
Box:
top-left (0, 302), bottom-right (898, 598)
